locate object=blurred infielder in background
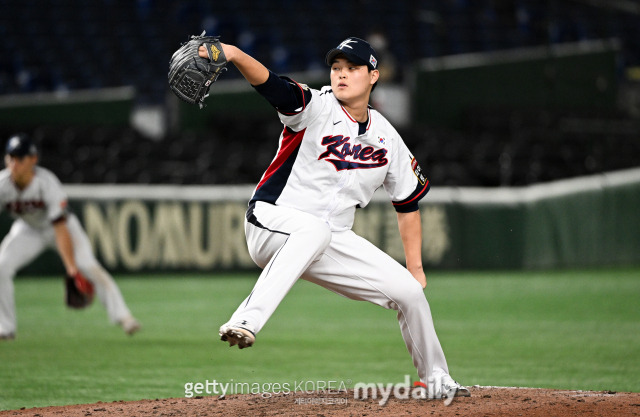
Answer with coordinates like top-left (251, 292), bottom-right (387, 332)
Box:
top-left (0, 133), bottom-right (140, 340)
top-left (178, 35), bottom-right (469, 398)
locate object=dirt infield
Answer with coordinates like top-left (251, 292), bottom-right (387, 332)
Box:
top-left (2, 387), bottom-right (639, 417)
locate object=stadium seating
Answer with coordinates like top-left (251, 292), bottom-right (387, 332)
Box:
top-left (1, 0), bottom-right (638, 186)
top-left (2, 0), bottom-right (639, 99)
top-left (1, 106), bottom-right (637, 187)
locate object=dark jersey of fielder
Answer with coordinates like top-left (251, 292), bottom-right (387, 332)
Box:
top-left (251, 73), bottom-right (429, 232)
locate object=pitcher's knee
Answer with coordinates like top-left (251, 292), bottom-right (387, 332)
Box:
top-left (394, 279), bottom-right (428, 309)
top-left (314, 223), bottom-right (332, 248)
top-left (295, 219), bottom-right (332, 250)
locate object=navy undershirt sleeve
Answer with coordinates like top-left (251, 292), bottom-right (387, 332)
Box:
top-left (253, 71), bottom-right (311, 114)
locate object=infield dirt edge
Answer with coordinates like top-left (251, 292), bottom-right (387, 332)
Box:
top-left (2, 386), bottom-right (639, 417)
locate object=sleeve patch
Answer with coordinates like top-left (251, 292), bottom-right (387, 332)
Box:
top-left (411, 157), bottom-right (427, 185)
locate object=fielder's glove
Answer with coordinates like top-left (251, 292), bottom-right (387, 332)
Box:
top-left (65, 272), bottom-right (95, 309)
top-left (168, 31), bottom-right (227, 108)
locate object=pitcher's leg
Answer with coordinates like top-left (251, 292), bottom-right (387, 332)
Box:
top-left (223, 202), bottom-right (331, 338)
top-left (303, 230), bottom-right (448, 383)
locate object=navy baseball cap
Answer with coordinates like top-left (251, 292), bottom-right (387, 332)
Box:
top-left (325, 37), bottom-right (379, 70)
top-left (5, 133), bottom-right (37, 157)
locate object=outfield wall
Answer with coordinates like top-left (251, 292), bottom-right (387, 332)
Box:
top-left (5, 168), bottom-right (639, 275)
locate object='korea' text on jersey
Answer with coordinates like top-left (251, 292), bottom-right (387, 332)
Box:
top-left (251, 84), bottom-right (429, 232)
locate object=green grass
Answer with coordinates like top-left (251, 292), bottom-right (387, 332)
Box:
top-left (0, 268), bottom-right (639, 411)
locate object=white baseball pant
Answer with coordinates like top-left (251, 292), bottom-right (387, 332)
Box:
top-left (226, 201), bottom-right (449, 382)
top-left (0, 214), bottom-right (133, 335)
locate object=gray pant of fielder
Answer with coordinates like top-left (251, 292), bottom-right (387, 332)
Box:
top-left (0, 214), bottom-right (134, 336)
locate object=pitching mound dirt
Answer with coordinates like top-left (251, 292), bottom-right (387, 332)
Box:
top-left (1, 387), bottom-right (639, 416)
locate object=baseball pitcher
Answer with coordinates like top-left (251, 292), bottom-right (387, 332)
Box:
top-left (169, 35), bottom-right (469, 398)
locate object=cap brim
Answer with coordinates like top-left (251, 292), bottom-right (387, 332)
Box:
top-left (6, 148), bottom-right (36, 157)
top-left (325, 49), bottom-right (369, 67)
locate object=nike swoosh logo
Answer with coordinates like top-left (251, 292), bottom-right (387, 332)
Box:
top-left (333, 121), bottom-right (342, 125)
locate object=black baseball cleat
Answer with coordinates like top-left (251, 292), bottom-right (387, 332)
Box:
top-left (219, 322), bottom-right (255, 349)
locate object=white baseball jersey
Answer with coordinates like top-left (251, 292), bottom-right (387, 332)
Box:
top-left (251, 85), bottom-right (429, 231)
top-left (0, 166), bottom-right (68, 229)
top-left (0, 166), bottom-right (134, 336)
